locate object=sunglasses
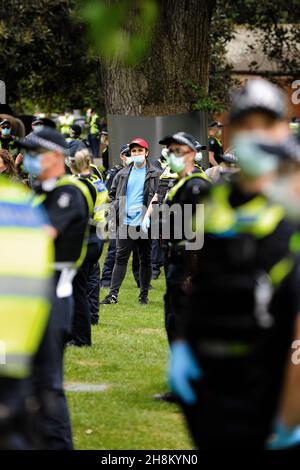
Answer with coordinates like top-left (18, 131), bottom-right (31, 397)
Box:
top-left (1, 126), bottom-right (11, 130)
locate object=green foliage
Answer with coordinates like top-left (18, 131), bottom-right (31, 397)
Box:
top-left (186, 81), bottom-right (225, 114)
top-left (80, 0), bottom-right (159, 65)
top-left (0, 0), bottom-right (101, 112)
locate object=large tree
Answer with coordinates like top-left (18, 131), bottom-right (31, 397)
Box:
top-left (96, 0), bottom-right (216, 116)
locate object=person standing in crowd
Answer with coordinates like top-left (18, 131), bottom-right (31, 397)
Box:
top-left (100, 144), bottom-right (131, 288)
top-left (0, 149), bottom-right (19, 181)
top-left (145, 132), bottom-right (211, 402)
top-left (0, 175), bottom-right (53, 449)
top-left (69, 148), bottom-right (108, 342)
top-left (59, 110), bottom-right (74, 138)
top-left (169, 79), bottom-right (300, 450)
top-left (205, 151), bottom-right (239, 183)
top-left (87, 108), bottom-right (101, 160)
top-left (207, 120), bottom-right (224, 167)
top-left (101, 138), bottom-right (160, 305)
top-left (0, 119), bottom-right (22, 159)
top-left (17, 127), bottom-right (93, 449)
top-left (101, 129), bottom-right (109, 172)
top-left (67, 124), bottom-right (89, 158)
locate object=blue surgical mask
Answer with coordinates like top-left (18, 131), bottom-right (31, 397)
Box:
top-left (169, 154), bottom-right (185, 174)
top-left (132, 155), bottom-right (145, 166)
top-left (1, 128), bottom-right (11, 136)
top-left (232, 133), bottom-right (278, 177)
top-left (33, 125), bottom-right (44, 133)
top-left (24, 153), bottom-right (43, 176)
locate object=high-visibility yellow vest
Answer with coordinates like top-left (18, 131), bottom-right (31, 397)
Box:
top-left (34, 175), bottom-right (94, 268)
top-left (203, 182), bottom-right (285, 239)
top-left (167, 171), bottom-right (211, 202)
top-left (84, 173), bottom-right (108, 224)
top-left (60, 115), bottom-right (74, 135)
top-left (0, 176), bottom-right (53, 379)
top-left (90, 114), bottom-right (99, 135)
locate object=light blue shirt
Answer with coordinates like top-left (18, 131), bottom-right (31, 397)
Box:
top-left (124, 165), bottom-right (146, 226)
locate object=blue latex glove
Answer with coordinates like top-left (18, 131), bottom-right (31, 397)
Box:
top-left (169, 340), bottom-right (202, 405)
top-left (267, 422), bottom-right (300, 449)
top-left (141, 215), bottom-right (150, 234)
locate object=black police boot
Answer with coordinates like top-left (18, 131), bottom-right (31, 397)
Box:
top-left (139, 295), bottom-right (149, 305)
top-left (100, 294), bottom-right (118, 305)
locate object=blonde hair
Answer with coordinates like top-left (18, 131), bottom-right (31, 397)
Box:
top-left (71, 148), bottom-right (92, 173)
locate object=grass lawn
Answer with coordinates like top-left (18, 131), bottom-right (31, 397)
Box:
top-left (65, 255), bottom-right (193, 450)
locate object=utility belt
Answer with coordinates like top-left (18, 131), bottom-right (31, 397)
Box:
top-left (52, 262), bottom-right (77, 299)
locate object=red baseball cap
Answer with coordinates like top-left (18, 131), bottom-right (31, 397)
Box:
top-left (129, 137), bottom-right (149, 150)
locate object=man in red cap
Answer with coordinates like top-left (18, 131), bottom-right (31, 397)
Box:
top-left (101, 137), bottom-right (160, 304)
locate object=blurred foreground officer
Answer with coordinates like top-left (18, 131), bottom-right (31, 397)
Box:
top-left (18, 127), bottom-right (93, 449)
top-left (0, 176), bottom-right (53, 449)
top-left (169, 79), bottom-right (300, 449)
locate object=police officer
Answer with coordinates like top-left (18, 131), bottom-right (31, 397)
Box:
top-left (87, 109), bottom-right (100, 159)
top-left (69, 148), bottom-right (108, 339)
top-left (205, 151), bottom-right (239, 182)
top-left (18, 127), bottom-right (93, 449)
top-left (145, 132), bottom-right (210, 402)
top-left (0, 175), bottom-right (53, 449)
top-left (67, 124), bottom-right (89, 158)
top-left (169, 79), bottom-right (300, 450)
top-left (208, 120), bottom-right (224, 167)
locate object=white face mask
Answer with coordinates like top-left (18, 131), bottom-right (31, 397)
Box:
top-left (195, 152), bottom-right (203, 163)
top-left (264, 176), bottom-right (300, 222)
top-left (169, 154), bottom-right (185, 173)
top-left (125, 156), bottom-right (133, 166)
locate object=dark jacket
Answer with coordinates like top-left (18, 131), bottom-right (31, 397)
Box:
top-left (109, 160), bottom-right (160, 223)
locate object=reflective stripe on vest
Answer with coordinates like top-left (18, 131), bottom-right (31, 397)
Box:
top-left (0, 176), bottom-right (53, 378)
top-left (203, 183), bottom-right (285, 239)
top-left (167, 172), bottom-right (211, 202)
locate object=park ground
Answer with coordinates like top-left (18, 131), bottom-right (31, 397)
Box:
top-left (65, 252), bottom-right (193, 450)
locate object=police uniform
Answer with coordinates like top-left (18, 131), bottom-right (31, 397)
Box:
top-left (88, 113), bottom-right (100, 159)
top-left (32, 175), bottom-right (93, 448)
top-left (164, 167), bottom-right (211, 343)
top-left (72, 172), bottom-right (108, 341)
top-left (178, 179), bottom-right (300, 449)
top-left (208, 136), bottom-right (223, 165)
top-left (0, 176), bottom-right (53, 449)
top-left (18, 128), bottom-right (93, 449)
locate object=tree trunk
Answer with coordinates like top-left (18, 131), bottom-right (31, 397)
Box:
top-left (101, 0), bottom-right (216, 116)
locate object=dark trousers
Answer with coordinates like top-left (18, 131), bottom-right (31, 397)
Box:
top-left (101, 238), bottom-right (117, 284)
top-left (101, 238), bottom-right (140, 287)
top-left (109, 227), bottom-right (152, 298)
top-left (152, 239), bottom-right (163, 277)
top-left (72, 241), bottom-right (103, 346)
top-left (33, 281), bottom-right (74, 450)
top-left (0, 377), bottom-right (35, 449)
top-left (132, 245), bottom-right (140, 286)
top-left (88, 134), bottom-right (99, 159)
top-left (88, 239), bottom-right (104, 323)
